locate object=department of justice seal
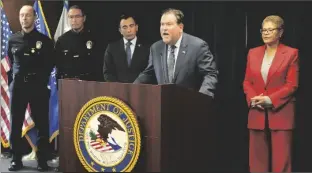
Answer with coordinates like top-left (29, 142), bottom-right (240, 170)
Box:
top-left (73, 96), bottom-right (141, 172)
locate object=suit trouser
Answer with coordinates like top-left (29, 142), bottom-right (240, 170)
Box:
top-left (249, 129), bottom-right (292, 172)
top-left (9, 76), bottom-right (50, 162)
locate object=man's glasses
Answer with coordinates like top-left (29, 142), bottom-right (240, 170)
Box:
top-left (68, 15), bottom-right (83, 20)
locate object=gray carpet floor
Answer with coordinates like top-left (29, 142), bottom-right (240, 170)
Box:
top-left (1, 154), bottom-right (59, 172)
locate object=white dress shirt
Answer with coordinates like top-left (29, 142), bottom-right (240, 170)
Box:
top-left (167, 35), bottom-right (183, 74)
top-left (123, 36), bottom-right (137, 60)
top-left (260, 50), bottom-right (275, 107)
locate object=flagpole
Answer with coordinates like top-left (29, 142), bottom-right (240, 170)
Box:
top-left (55, 136), bottom-right (57, 151)
top-left (51, 1), bottom-right (70, 169)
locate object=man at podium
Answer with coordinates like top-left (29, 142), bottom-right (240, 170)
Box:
top-left (134, 8), bottom-right (218, 98)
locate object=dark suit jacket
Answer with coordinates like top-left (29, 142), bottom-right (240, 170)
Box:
top-left (243, 43), bottom-right (299, 130)
top-left (134, 32), bottom-right (218, 97)
top-left (103, 38), bottom-right (150, 83)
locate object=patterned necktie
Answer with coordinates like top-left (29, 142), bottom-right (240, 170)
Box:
top-left (126, 41), bottom-right (132, 66)
top-left (167, 45), bottom-right (176, 83)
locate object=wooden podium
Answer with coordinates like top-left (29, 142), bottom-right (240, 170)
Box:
top-left (58, 79), bottom-right (218, 172)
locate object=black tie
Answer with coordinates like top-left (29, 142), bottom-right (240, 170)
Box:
top-left (167, 45), bottom-right (176, 83)
top-left (126, 41), bottom-right (132, 66)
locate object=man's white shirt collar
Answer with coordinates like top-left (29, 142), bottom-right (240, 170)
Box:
top-left (123, 36), bottom-right (137, 46)
top-left (173, 34), bottom-right (183, 49)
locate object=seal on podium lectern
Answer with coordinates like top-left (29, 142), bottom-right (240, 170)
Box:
top-left (73, 96), bottom-right (141, 172)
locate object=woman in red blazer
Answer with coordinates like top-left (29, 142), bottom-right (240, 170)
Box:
top-left (243, 15), bottom-right (299, 172)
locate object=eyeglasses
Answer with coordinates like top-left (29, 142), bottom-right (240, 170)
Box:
top-left (260, 28), bottom-right (280, 34)
top-left (68, 15), bottom-right (83, 20)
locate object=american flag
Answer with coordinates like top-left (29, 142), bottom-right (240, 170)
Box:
top-left (0, 0), bottom-right (13, 148)
top-left (1, 1), bottom-right (34, 148)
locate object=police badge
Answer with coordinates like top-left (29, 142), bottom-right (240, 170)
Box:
top-left (86, 40), bottom-right (93, 49)
top-left (11, 47), bottom-right (17, 54)
top-left (36, 41), bottom-right (42, 49)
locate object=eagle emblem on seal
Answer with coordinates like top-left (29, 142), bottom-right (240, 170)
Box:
top-left (89, 114), bottom-right (125, 152)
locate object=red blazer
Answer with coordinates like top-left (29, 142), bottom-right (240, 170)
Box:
top-left (243, 43), bottom-right (299, 130)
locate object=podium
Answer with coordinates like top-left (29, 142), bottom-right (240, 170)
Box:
top-left (58, 79), bottom-right (218, 172)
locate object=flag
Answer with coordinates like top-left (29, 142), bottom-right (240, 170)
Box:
top-left (21, 0), bottom-right (54, 152)
top-left (1, 0), bottom-right (33, 149)
top-left (0, 0), bottom-right (12, 148)
top-left (49, 0), bottom-right (70, 143)
top-left (34, 0), bottom-right (51, 38)
top-left (54, 0), bottom-right (70, 42)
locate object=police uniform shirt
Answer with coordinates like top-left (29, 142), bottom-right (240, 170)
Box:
top-left (7, 29), bottom-right (54, 84)
top-left (55, 29), bottom-right (98, 79)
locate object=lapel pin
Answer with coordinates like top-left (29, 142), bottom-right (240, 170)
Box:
top-left (182, 51), bottom-right (186, 54)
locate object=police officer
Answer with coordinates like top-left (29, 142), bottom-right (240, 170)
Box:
top-left (55, 5), bottom-right (102, 81)
top-left (7, 5), bottom-right (54, 171)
